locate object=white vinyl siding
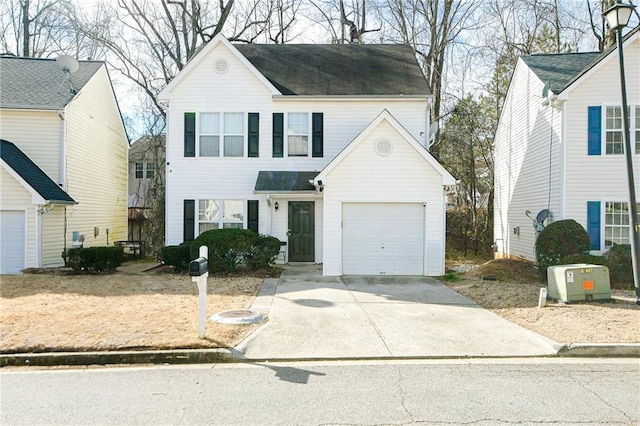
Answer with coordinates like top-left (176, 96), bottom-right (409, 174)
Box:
top-left (493, 58), bottom-right (562, 261)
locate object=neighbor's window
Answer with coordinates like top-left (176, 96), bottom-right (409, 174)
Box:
top-left (135, 162), bottom-right (143, 179)
top-left (606, 106), bottom-right (623, 155)
top-left (197, 199), bottom-right (244, 234)
top-left (635, 107), bottom-right (640, 154)
top-left (288, 112), bottom-right (308, 156)
top-left (604, 201), bottom-right (640, 249)
top-left (146, 163), bottom-right (156, 179)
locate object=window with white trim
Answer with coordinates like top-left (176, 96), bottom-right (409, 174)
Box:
top-left (287, 112), bottom-right (309, 156)
top-left (604, 201), bottom-right (640, 249)
top-left (197, 112), bottom-right (245, 157)
top-left (606, 106), bottom-right (623, 154)
top-left (635, 107), bottom-right (640, 154)
top-left (197, 199), bottom-right (244, 235)
top-left (135, 162), bottom-right (143, 179)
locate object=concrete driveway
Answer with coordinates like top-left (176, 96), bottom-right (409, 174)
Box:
top-left (235, 264), bottom-right (561, 360)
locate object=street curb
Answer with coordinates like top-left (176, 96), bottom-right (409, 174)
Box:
top-left (557, 343), bottom-right (640, 357)
top-left (3, 345), bottom-right (639, 367)
top-left (0, 349), bottom-right (238, 367)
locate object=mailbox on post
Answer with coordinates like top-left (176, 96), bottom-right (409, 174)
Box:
top-left (189, 257), bottom-right (208, 276)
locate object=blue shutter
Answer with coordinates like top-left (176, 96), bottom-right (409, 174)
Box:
top-left (247, 200), bottom-right (259, 233)
top-left (272, 113), bottom-right (283, 158)
top-left (312, 113), bottom-right (323, 157)
top-left (184, 112), bottom-right (196, 157)
top-left (248, 113), bottom-right (259, 158)
top-left (184, 200), bottom-right (195, 242)
top-left (587, 106), bottom-right (601, 156)
top-left (587, 201), bottom-right (601, 250)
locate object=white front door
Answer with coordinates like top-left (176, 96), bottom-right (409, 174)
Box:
top-left (1, 211), bottom-right (26, 274)
top-left (342, 203), bottom-right (425, 275)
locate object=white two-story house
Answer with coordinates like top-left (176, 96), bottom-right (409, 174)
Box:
top-left (494, 27), bottom-right (640, 261)
top-left (160, 35), bottom-right (455, 276)
top-left (0, 56), bottom-right (128, 273)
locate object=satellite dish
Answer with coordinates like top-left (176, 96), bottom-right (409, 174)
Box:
top-left (542, 81), bottom-right (551, 98)
top-left (56, 55), bottom-right (79, 74)
top-left (536, 209), bottom-right (550, 223)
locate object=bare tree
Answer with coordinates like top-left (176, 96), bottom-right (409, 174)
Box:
top-left (308, 0), bottom-right (380, 43)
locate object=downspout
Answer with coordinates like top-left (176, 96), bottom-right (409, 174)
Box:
top-left (58, 109), bottom-right (67, 258)
top-left (35, 206), bottom-right (41, 267)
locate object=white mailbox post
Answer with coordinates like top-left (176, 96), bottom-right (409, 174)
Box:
top-left (189, 246), bottom-right (209, 339)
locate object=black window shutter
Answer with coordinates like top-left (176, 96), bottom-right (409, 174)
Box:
top-left (312, 113), bottom-right (323, 157)
top-left (247, 200), bottom-right (259, 233)
top-left (183, 199), bottom-right (195, 242)
top-left (248, 113), bottom-right (259, 158)
top-left (184, 112), bottom-right (196, 157)
top-left (273, 113), bottom-right (284, 158)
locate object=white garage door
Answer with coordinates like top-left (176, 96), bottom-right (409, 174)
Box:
top-left (1, 211), bottom-right (26, 274)
top-left (342, 203), bottom-right (424, 275)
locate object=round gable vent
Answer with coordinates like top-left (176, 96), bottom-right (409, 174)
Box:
top-left (374, 138), bottom-right (393, 156)
top-left (214, 58), bottom-right (229, 74)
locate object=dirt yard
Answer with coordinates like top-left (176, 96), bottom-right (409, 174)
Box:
top-left (444, 259), bottom-right (640, 344)
top-left (0, 266), bottom-right (264, 353)
top-left (1, 259), bottom-right (639, 354)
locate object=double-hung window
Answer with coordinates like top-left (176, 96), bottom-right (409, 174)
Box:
top-left (605, 106), bottom-right (624, 154)
top-left (288, 112), bottom-right (309, 156)
top-left (635, 107), bottom-right (640, 154)
top-left (135, 162), bottom-right (143, 179)
top-left (198, 112), bottom-right (245, 157)
top-left (146, 163), bottom-right (156, 179)
top-left (604, 201), bottom-right (640, 249)
top-left (197, 199), bottom-right (244, 235)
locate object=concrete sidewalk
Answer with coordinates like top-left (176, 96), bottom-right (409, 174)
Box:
top-left (235, 265), bottom-right (562, 360)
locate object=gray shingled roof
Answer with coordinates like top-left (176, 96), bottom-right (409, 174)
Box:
top-left (255, 171), bottom-right (318, 192)
top-left (0, 56), bottom-right (103, 110)
top-left (1, 139), bottom-right (75, 204)
top-left (521, 52), bottom-right (601, 93)
top-left (234, 44), bottom-right (430, 96)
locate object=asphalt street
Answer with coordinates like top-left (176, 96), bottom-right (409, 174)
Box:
top-left (1, 358), bottom-right (638, 425)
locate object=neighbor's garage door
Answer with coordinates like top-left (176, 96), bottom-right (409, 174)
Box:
top-left (342, 203), bottom-right (424, 275)
top-left (1, 211), bottom-right (26, 274)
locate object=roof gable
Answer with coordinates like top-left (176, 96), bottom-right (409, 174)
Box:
top-left (1, 139), bottom-right (75, 204)
top-left (315, 110), bottom-right (455, 185)
top-left (0, 56), bottom-right (103, 110)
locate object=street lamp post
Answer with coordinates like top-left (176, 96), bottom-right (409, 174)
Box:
top-left (603, 3), bottom-right (640, 305)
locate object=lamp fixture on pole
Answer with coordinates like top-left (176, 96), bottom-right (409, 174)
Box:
top-left (603, 2), bottom-right (640, 305)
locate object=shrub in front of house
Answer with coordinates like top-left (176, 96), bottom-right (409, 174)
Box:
top-left (190, 228), bottom-right (258, 273)
top-left (65, 246), bottom-right (124, 272)
top-left (160, 242), bottom-right (192, 272)
top-left (604, 244), bottom-right (633, 289)
top-left (535, 219), bottom-right (590, 280)
top-left (246, 234), bottom-right (281, 270)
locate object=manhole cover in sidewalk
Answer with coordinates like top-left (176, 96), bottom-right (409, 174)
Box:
top-left (210, 310), bottom-right (264, 324)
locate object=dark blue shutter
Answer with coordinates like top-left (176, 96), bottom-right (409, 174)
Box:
top-left (184, 112), bottom-right (196, 157)
top-left (273, 113), bottom-right (283, 158)
top-left (184, 200), bottom-right (195, 242)
top-left (312, 113), bottom-right (323, 157)
top-left (248, 113), bottom-right (259, 158)
top-left (587, 201), bottom-right (601, 250)
top-left (587, 106), bottom-right (601, 156)
top-left (247, 200), bottom-right (259, 233)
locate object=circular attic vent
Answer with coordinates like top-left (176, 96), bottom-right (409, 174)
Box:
top-left (214, 58), bottom-right (229, 74)
top-left (374, 138), bottom-right (393, 156)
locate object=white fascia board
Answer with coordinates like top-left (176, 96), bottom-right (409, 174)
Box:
top-left (272, 95), bottom-right (432, 102)
top-left (158, 34), bottom-right (281, 100)
top-left (314, 109), bottom-right (455, 186)
top-left (558, 31), bottom-right (639, 101)
top-left (1, 159), bottom-right (46, 205)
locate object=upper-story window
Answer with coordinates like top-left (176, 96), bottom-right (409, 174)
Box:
top-left (198, 112), bottom-right (244, 157)
top-left (146, 163), bottom-right (156, 179)
top-left (135, 162), bottom-right (144, 179)
top-left (635, 107), bottom-right (640, 154)
top-left (288, 112), bottom-right (309, 156)
top-left (603, 106), bottom-right (640, 155)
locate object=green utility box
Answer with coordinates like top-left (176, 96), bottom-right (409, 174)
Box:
top-left (547, 264), bottom-right (611, 302)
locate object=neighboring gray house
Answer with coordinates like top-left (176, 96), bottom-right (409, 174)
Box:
top-left (159, 35), bottom-right (455, 276)
top-left (494, 27), bottom-right (640, 261)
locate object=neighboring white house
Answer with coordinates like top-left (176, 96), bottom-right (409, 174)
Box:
top-left (0, 55), bottom-right (128, 273)
top-left (159, 35), bottom-right (455, 276)
top-left (494, 27), bottom-right (640, 262)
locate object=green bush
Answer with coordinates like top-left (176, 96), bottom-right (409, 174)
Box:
top-left (190, 228), bottom-right (258, 273)
top-left (65, 246), bottom-right (124, 272)
top-left (559, 253), bottom-right (608, 267)
top-left (246, 235), bottom-right (281, 270)
top-left (535, 219), bottom-right (590, 280)
top-left (604, 244), bottom-right (634, 289)
top-left (161, 242), bottom-right (192, 272)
